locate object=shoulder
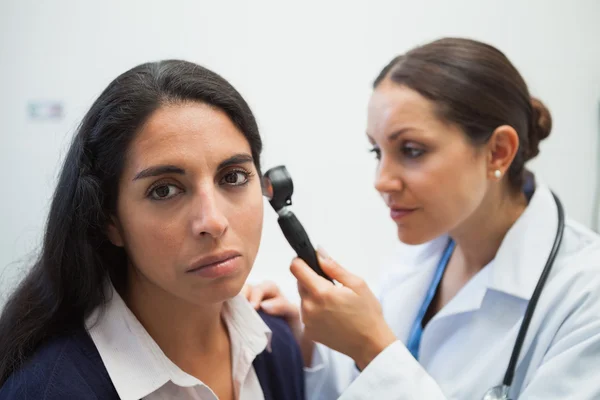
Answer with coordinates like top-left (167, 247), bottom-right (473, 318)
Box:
top-left (562, 218), bottom-right (600, 259)
top-left (0, 328), bottom-right (118, 400)
top-left (554, 218), bottom-right (600, 290)
top-left (537, 219), bottom-right (600, 344)
top-left (258, 311), bottom-right (302, 359)
top-left (254, 311), bottom-right (305, 400)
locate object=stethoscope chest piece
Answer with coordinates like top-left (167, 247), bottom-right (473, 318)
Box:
top-left (482, 385), bottom-right (511, 400)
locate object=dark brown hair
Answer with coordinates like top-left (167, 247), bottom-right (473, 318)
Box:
top-left (374, 37), bottom-right (552, 190)
top-left (0, 60), bottom-right (262, 386)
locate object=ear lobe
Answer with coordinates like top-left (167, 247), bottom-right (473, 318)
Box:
top-left (488, 125), bottom-right (519, 178)
top-left (106, 216), bottom-right (125, 247)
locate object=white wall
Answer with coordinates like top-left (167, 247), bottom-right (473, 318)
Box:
top-left (1, 0), bottom-right (599, 306)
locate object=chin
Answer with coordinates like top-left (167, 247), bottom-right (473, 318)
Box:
top-left (191, 273), bottom-right (248, 305)
top-left (396, 226), bottom-right (437, 246)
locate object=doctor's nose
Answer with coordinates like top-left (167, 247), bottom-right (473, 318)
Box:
top-left (374, 161), bottom-right (404, 195)
top-left (190, 189), bottom-right (228, 239)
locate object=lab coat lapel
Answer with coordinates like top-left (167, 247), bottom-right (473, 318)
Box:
top-left (490, 184), bottom-right (559, 300)
top-left (419, 185), bottom-right (561, 392)
top-left (425, 184), bottom-right (559, 323)
top-left (380, 235), bottom-right (450, 342)
top-left (380, 184), bottom-right (559, 350)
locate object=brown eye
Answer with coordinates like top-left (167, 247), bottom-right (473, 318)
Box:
top-left (149, 184), bottom-right (182, 200)
top-left (221, 170), bottom-right (250, 186)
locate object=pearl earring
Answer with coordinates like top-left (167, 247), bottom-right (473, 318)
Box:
top-left (494, 170), bottom-right (502, 179)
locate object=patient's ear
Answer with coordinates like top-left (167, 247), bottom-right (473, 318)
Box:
top-left (106, 216), bottom-right (124, 247)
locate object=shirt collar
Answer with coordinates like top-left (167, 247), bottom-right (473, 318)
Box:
top-left (488, 183), bottom-right (561, 300)
top-left (385, 183), bottom-right (561, 322)
top-left (86, 285), bottom-right (272, 400)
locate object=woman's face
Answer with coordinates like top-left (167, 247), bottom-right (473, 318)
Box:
top-left (108, 102), bottom-right (264, 305)
top-left (367, 80), bottom-right (490, 245)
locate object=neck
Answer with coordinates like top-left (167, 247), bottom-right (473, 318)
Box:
top-left (123, 271), bottom-right (229, 372)
top-left (449, 186), bottom-right (528, 274)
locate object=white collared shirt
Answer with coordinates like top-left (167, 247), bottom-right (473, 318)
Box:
top-left (86, 287), bottom-right (272, 400)
top-left (306, 184), bottom-right (600, 399)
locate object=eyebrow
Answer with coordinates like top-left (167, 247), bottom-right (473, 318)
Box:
top-left (217, 153), bottom-right (254, 170)
top-left (387, 128), bottom-right (415, 142)
top-left (133, 165), bottom-right (185, 181)
top-left (132, 153), bottom-right (255, 181)
top-left (367, 128), bottom-right (418, 144)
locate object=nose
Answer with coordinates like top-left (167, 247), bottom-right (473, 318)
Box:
top-left (190, 187), bottom-right (228, 239)
top-left (374, 158), bottom-right (403, 195)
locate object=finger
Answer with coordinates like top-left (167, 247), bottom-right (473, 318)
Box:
top-left (297, 281), bottom-right (311, 299)
top-left (249, 281), bottom-right (282, 309)
top-left (290, 258), bottom-right (331, 296)
top-left (241, 284), bottom-right (252, 301)
top-left (316, 250), bottom-right (365, 291)
top-left (248, 287), bottom-right (264, 309)
top-left (260, 298), bottom-right (299, 319)
top-left (254, 280), bottom-right (281, 299)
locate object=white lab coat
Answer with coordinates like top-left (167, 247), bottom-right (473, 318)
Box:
top-left (305, 184), bottom-right (600, 399)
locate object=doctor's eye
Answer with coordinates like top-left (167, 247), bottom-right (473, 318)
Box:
top-left (369, 147), bottom-right (381, 161)
top-left (401, 144), bottom-right (425, 159)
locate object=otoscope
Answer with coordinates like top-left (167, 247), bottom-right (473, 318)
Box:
top-left (262, 166), bottom-right (333, 282)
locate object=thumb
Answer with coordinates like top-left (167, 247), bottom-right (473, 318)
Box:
top-left (317, 248), bottom-right (363, 290)
top-left (260, 298), bottom-right (298, 319)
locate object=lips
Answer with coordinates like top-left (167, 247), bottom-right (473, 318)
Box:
top-left (389, 206), bottom-right (418, 221)
top-left (186, 250), bottom-right (241, 273)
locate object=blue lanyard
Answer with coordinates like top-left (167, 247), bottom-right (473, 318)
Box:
top-left (406, 239), bottom-right (455, 360)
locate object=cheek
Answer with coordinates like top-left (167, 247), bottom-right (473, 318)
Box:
top-left (230, 186), bottom-right (264, 255)
top-left (117, 199), bottom-right (186, 277)
top-left (423, 151), bottom-right (487, 225)
top-left (401, 147), bottom-right (486, 236)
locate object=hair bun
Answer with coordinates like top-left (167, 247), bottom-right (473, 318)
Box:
top-left (526, 97), bottom-right (552, 160)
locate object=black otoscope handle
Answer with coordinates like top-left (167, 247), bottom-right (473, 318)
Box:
top-left (277, 210), bottom-right (333, 282)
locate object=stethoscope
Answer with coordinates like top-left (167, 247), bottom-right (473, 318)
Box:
top-left (262, 166), bottom-right (566, 400)
top-left (482, 191), bottom-right (565, 400)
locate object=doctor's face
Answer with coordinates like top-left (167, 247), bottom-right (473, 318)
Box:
top-left (107, 102), bottom-right (264, 305)
top-left (367, 80), bottom-right (489, 245)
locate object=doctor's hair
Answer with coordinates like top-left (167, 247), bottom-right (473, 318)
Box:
top-left (374, 37), bottom-right (552, 191)
top-left (0, 60), bottom-right (262, 386)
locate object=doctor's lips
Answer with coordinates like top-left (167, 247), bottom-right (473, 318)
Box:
top-left (186, 250), bottom-right (242, 278)
top-left (388, 205), bottom-right (418, 220)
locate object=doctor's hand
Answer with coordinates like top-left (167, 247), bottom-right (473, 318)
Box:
top-left (291, 250), bottom-right (397, 371)
top-left (241, 281), bottom-right (316, 366)
top-left (241, 281), bottom-right (303, 342)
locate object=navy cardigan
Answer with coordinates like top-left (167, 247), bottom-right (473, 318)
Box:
top-left (0, 311), bottom-right (305, 400)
